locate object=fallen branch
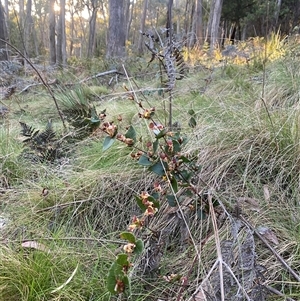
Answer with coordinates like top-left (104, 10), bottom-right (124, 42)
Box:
top-left (19, 79), bottom-right (59, 94)
top-left (265, 285), bottom-right (296, 301)
top-left (0, 39), bottom-right (67, 129)
top-left (5, 236), bottom-right (123, 245)
top-left (240, 215), bottom-right (300, 282)
top-left (79, 69), bottom-right (123, 83)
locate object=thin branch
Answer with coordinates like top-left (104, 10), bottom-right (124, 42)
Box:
top-left (0, 39), bottom-right (66, 129)
top-left (79, 69), bottom-right (122, 83)
top-left (240, 215), bottom-right (300, 282)
top-left (265, 285), bottom-right (296, 301)
top-left (19, 79), bottom-right (59, 94)
top-left (209, 194), bottom-right (225, 301)
top-left (188, 260), bottom-right (219, 301)
top-left (5, 236), bottom-right (123, 245)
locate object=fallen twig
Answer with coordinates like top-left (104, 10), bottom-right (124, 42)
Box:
top-left (240, 215), bottom-right (300, 282)
top-left (265, 285), bottom-right (296, 301)
top-left (0, 38), bottom-right (66, 129)
top-left (19, 79), bottom-right (59, 94)
top-left (79, 69), bottom-right (122, 83)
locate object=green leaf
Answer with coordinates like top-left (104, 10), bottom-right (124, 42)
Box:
top-left (107, 273), bottom-right (130, 294)
top-left (134, 239), bottom-right (144, 254)
top-left (123, 275), bottom-right (131, 294)
top-left (90, 107), bottom-right (100, 122)
top-left (149, 161), bottom-right (168, 176)
top-left (90, 117), bottom-right (100, 125)
top-left (135, 195), bottom-right (159, 212)
top-left (148, 195), bottom-right (160, 209)
top-left (138, 154), bottom-right (152, 166)
top-left (116, 253), bottom-right (130, 266)
top-left (107, 262), bottom-right (119, 294)
top-left (153, 139), bottom-right (159, 153)
top-left (107, 258), bottom-right (129, 294)
top-left (166, 194), bottom-right (177, 207)
top-left (103, 136), bottom-right (115, 151)
top-left (155, 128), bottom-right (168, 139)
top-left (125, 125), bottom-right (136, 142)
top-left (188, 109), bottom-right (195, 115)
top-left (135, 195), bottom-right (160, 212)
top-left (180, 155), bottom-right (191, 163)
top-left (172, 139), bottom-right (181, 153)
top-left (151, 192), bottom-right (159, 200)
top-left (171, 177), bottom-right (178, 193)
top-left (188, 116), bottom-right (197, 128)
top-left (179, 170), bottom-right (192, 182)
top-left (120, 232), bottom-right (136, 244)
top-left (135, 196), bottom-right (147, 211)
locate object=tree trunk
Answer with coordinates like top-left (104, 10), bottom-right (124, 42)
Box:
top-left (4, 0), bottom-right (9, 38)
top-left (34, 0), bottom-right (47, 55)
top-left (137, 0), bottom-right (148, 55)
top-left (188, 1), bottom-right (196, 47)
top-left (87, 2), bottom-right (98, 57)
top-left (19, 0), bottom-right (25, 27)
top-left (61, 0), bottom-right (67, 64)
top-left (166, 0), bottom-right (174, 39)
top-left (274, 0), bottom-right (282, 27)
top-left (124, 0), bottom-right (133, 42)
top-left (106, 0), bottom-right (126, 58)
top-left (69, 9), bottom-right (75, 56)
top-left (195, 0), bottom-right (203, 47)
top-left (56, 0), bottom-right (66, 65)
top-left (184, 0), bottom-right (191, 36)
top-left (49, 0), bottom-right (56, 65)
top-left (0, 2), bottom-right (8, 61)
top-left (56, 13), bottom-right (62, 63)
top-left (24, 0), bottom-right (34, 57)
top-left (207, 0), bottom-right (223, 52)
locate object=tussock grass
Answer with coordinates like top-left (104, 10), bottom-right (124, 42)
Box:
top-left (176, 54), bottom-right (300, 299)
top-left (0, 242), bottom-right (112, 301)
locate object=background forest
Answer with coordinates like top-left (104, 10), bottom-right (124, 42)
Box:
top-left (1, 1), bottom-right (300, 301)
top-left (0, 0), bottom-right (299, 62)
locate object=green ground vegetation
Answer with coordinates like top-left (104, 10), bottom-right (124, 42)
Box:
top-left (1, 35), bottom-right (300, 300)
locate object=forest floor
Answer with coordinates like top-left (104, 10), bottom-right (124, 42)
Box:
top-left (1, 36), bottom-right (300, 301)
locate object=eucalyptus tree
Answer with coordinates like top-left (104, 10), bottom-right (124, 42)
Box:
top-left (137, 0), bottom-right (149, 55)
top-left (3, 0), bottom-right (9, 38)
top-left (195, 0), bottom-right (203, 46)
top-left (125, 0), bottom-right (133, 42)
top-left (207, 0), bottom-right (223, 51)
top-left (56, 0), bottom-right (67, 65)
top-left (86, 0), bottom-right (99, 57)
top-left (106, 0), bottom-right (126, 58)
top-left (24, 0), bottom-right (39, 57)
top-left (0, 2), bottom-right (8, 60)
top-left (49, 0), bottom-right (56, 64)
top-left (34, 0), bottom-right (49, 55)
top-left (185, 0), bottom-right (204, 48)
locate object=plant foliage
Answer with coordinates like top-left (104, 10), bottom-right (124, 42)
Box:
top-left (20, 120), bottom-right (60, 162)
top-left (57, 87), bottom-right (103, 138)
